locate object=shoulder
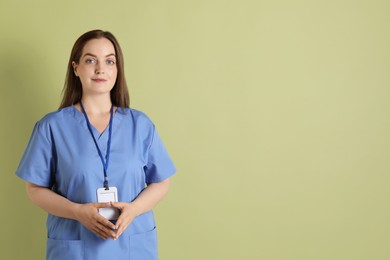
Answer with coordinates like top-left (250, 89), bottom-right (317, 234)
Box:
top-left (36, 106), bottom-right (74, 126)
top-left (25, 106), bottom-right (73, 143)
top-left (119, 107), bottom-right (155, 128)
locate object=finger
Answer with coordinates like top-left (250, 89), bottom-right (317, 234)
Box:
top-left (94, 206), bottom-right (117, 230)
top-left (95, 221), bottom-right (116, 238)
top-left (116, 221), bottom-right (129, 238)
top-left (113, 216), bottom-right (123, 237)
top-left (114, 212), bottom-right (126, 229)
top-left (94, 202), bottom-right (112, 209)
top-left (91, 225), bottom-right (108, 239)
top-left (98, 216), bottom-right (117, 230)
top-left (110, 202), bottom-right (126, 209)
top-left (95, 230), bottom-right (107, 239)
top-left (94, 228), bottom-right (109, 240)
top-left (115, 215), bottom-right (130, 238)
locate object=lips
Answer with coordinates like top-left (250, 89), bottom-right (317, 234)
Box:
top-left (92, 78), bottom-right (107, 83)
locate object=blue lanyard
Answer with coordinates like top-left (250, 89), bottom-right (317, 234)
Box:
top-left (80, 101), bottom-right (114, 190)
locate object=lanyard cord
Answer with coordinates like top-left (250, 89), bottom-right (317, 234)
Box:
top-left (80, 101), bottom-right (114, 190)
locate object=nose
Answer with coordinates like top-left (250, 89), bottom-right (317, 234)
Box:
top-left (95, 63), bottom-right (104, 74)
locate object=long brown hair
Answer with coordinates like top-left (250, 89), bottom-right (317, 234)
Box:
top-left (59, 30), bottom-right (129, 109)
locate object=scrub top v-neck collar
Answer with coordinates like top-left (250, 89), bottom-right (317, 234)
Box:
top-left (70, 104), bottom-right (124, 141)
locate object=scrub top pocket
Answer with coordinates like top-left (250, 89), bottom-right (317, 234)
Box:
top-left (47, 238), bottom-right (84, 260)
top-left (129, 226), bottom-right (158, 260)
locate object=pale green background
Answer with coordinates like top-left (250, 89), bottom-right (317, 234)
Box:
top-left (1, 0), bottom-right (389, 259)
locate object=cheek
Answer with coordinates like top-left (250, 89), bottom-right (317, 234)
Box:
top-left (110, 68), bottom-right (118, 79)
top-left (77, 66), bottom-right (92, 76)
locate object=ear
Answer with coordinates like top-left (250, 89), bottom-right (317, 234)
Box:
top-left (72, 61), bottom-right (79, 77)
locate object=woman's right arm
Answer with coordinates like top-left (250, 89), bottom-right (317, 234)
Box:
top-left (25, 182), bottom-right (117, 240)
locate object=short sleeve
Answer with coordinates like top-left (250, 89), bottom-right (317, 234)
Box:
top-left (16, 121), bottom-right (56, 187)
top-left (144, 125), bottom-right (176, 183)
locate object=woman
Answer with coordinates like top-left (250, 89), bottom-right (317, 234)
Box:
top-left (16, 30), bottom-right (176, 260)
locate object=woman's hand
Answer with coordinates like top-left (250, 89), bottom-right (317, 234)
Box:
top-left (111, 202), bottom-right (138, 238)
top-left (73, 202), bottom-right (117, 240)
top-left (110, 180), bottom-right (171, 239)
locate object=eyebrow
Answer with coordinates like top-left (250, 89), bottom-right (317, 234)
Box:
top-left (82, 53), bottom-right (116, 58)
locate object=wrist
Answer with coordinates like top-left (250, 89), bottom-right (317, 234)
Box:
top-left (128, 201), bottom-right (143, 217)
top-left (70, 202), bottom-right (82, 221)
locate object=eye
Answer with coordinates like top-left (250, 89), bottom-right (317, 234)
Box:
top-left (85, 58), bottom-right (96, 64)
top-left (106, 59), bottom-right (116, 65)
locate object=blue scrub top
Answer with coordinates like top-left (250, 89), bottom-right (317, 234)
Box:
top-left (16, 105), bottom-right (176, 260)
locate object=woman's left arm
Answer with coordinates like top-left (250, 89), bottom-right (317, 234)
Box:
top-left (111, 178), bottom-right (171, 238)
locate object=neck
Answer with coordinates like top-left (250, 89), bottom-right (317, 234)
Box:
top-left (80, 94), bottom-right (112, 116)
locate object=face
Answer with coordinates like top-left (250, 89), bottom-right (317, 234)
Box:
top-left (72, 38), bottom-right (118, 96)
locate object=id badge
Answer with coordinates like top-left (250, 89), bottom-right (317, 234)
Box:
top-left (97, 187), bottom-right (120, 220)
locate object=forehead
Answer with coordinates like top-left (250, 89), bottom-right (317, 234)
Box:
top-left (82, 38), bottom-right (116, 56)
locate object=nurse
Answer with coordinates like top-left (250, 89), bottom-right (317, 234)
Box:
top-left (16, 30), bottom-right (176, 260)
